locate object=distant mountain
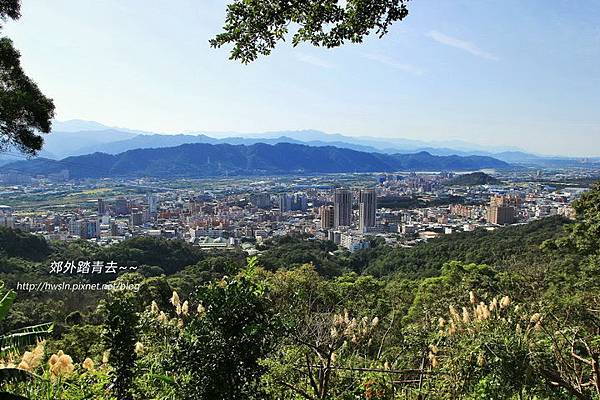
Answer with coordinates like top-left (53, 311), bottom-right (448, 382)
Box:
top-left (3, 143), bottom-right (510, 179)
top-left (36, 120), bottom-right (597, 166)
top-left (445, 172), bottom-right (501, 186)
top-left (71, 133), bottom-right (383, 156)
top-left (42, 129), bottom-right (139, 159)
top-left (51, 119), bottom-right (113, 132)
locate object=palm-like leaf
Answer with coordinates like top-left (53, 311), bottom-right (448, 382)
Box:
top-left (0, 289), bottom-right (16, 322)
top-left (0, 367), bottom-right (33, 385)
top-left (0, 322), bottom-right (53, 354)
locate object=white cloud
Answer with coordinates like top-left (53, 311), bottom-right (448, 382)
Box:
top-left (427, 30), bottom-right (499, 61)
top-left (294, 53), bottom-right (335, 68)
top-left (362, 53), bottom-right (424, 76)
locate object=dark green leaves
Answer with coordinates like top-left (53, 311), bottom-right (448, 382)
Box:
top-left (211, 0), bottom-right (410, 63)
top-left (0, 0), bottom-right (54, 155)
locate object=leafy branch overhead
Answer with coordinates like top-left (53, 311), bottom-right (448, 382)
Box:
top-left (210, 0), bottom-right (410, 63)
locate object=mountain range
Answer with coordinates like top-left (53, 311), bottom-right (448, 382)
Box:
top-left (1, 120), bottom-right (598, 168)
top-left (3, 142), bottom-right (510, 179)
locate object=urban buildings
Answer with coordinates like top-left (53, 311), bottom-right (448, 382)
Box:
top-left (148, 193), bottom-right (158, 214)
top-left (359, 188), bottom-right (377, 232)
top-left (319, 205), bottom-right (334, 229)
top-left (333, 189), bottom-right (352, 228)
top-left (250, 193), bottom-right (271, 209)
top-left (487, 195), bottom-right (517, 225)
top-left (0, 205), bottom-right (14, 229)
top-left (98, 198), bottom-right (106, 215)
top-left (115, 197), bottom-right (129, 216)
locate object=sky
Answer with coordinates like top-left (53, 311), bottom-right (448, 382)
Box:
top-left (3, 0), bottom-right (600, 156)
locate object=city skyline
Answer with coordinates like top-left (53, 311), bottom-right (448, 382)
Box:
top-left (3, 0), bottom-right (599, 156)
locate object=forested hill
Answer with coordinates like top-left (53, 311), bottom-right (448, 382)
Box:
top-left (3, 143), bottom-right (510, 178)
top-left (444, 171), bottom-right (502, 186)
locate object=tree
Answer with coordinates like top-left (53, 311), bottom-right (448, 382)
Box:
top-left (0, 0), bottom-right (54, 155)
top-left (211, 0), bottom-right (410, 63)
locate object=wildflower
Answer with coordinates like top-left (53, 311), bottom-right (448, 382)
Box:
top-left (20, 342), bottom-right (45, 372)
top-left (516, 323), bottom-right (522, 335)
top-left (135, 342), bottom-right (144, 355)
top-left (477, 353), bottom-right (485, 367)
top-left (448, 320), bottom-right (457, 336)
top-left (371, 316), bottom-right (379, 328)
top-left (476, 303), bottom-right (491, 321)
top-left (82, 358), bottom-right (95, 371)
top-left (330, 327), bottom-right (339, 339)
top-left (530, 313), bottom-right (542, 324)
top-left (331, 352), bottom-right (337, 363)
top-left (50, 353), bottom-right (75, 378)
top-left (177, 319), bottom-right (184, 329)
top-left (469, 291), bottom-right (477, 305)
top-left (438, 317), bottom-right (446, 328)
top-left (429, 344), bottom-right (438, 354)
top-left (48, 351), bottom-right (61, 367)
top-left (449, 305), bottom-right (461, 323)
top-left (489, 297), bottom-right (498, 312)
top-left (197, 303), bottom-right (206, 317)
top-left (500, 296), bottom-right (511, 309)
top-left (428, 352), bottom-right (439, 368)
top-left (176, 303), bottom-right (182, 316)
top-left (102, 351), bottom-right (110, 364)
top-left (462, 307), bottom-right (471, 324)
top-left (150, 300), bottom-right (160, 314)
top-left (181, 301), bottom-right (189, 316)
top-left (384, 361), bottom-right (390, 370)
top-left (170, 291), bottom-right (180, 307)
top-left (344, 318), bottom-right (357, 336)
top-left (333, 314), bottom-right (344, 326)
top-left (157, 311), bottom-right (168, 323)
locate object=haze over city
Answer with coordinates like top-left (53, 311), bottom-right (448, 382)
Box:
top-left (3, 0), bottom-right (599, 156)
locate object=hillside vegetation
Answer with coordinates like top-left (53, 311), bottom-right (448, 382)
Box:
top-left (0, 184), bottom-right (598, 399)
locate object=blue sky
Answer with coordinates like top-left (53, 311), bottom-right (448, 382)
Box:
top-left (4, 0), bottom-right (600, 156)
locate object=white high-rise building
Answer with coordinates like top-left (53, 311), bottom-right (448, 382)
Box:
top-left (359, 189), bottom-right (377, 232)
top-left (148, 193), bottom-right (158, 214)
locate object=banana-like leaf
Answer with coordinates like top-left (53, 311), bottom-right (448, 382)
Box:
top-left (0, 290), bottom-right (16, 323)
top-left (0, 323), bottom-right (53, 353)
top-left (0, 367), bottom-right (32, 384)
top-left (0, 391), bottom-right (29, 400)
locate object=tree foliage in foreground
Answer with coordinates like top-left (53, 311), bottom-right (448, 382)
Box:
top-left (211, 0), bottom-right (410, 63)
top-left (0, 0), bottom-right (54, 155)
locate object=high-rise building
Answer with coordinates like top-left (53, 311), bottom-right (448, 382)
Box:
top-left (333, 189), bottom-right (352, 228)
top-left (130, 210), bottom-right (144, 226)
top-left (487, 196), bottom-right (516, 225)
top-left (319, 205), bottom-right (334, 230)
top-left (278, 194), bottom-right (292, 212)
top-left (0, 205), bottom-right (14, 229)
top-left (359, 188), bottom-right (377, 232)
top-left (68, 218), bottom-right (98, 239)
top-left (98, 198), bottom-right (106, 215)
top-left (291, 193), bottom-right (308, 211)
top-left (147, 193), bottom-right (158, 214)
top-left (487, 205), bottom-right (515, 225)
top-left (250, 193), bottom-right (271, 209)
top-left (115, 197), bottom-right (129, 216)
